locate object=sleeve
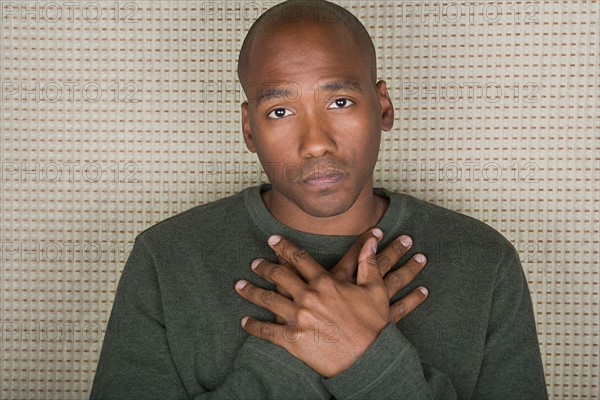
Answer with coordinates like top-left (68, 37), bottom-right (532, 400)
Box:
top-left (470, 245), bottom-right (548, 399)
top-left (320, 324), bottom-right (456, 400)
top-left (320, 244), bottom-right (548, 400)
top-left (89, 236), bottom-right (330, 400)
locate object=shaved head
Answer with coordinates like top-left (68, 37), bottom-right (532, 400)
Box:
top-left (237, 0), bottom-right (377, 94)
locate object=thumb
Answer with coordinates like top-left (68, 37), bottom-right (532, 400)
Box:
top-left (357, 237), bottom-right (382, 286)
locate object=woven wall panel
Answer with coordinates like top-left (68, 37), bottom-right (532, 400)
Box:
top-left (0, 1), bottom-right (598, 398)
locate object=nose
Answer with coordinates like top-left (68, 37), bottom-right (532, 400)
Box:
top-left (298, 114), bottom-right (337, 158)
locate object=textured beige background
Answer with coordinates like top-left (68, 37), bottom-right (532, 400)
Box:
top-left (1, 1), bottom-right (598, 399)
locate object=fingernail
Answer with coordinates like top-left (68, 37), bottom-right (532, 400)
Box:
top-left (371, 228), bottom-right (383, 238)
top-left (371, 238), bottom-right (377, 253)
top-left (415, 254), bottom-right (426, 263)
top-left (241, 316), bottom-right (249, 327)
top-left (400, 235), bottom-right (412, 248)
top-left (268, 235), bottom-right (281, 246)
top-left (419, 286), bottom-right (428, 296)
top-left (235, 280), bottom-right (248, 290)
top-left (251, 259), bottom-right (262, 270)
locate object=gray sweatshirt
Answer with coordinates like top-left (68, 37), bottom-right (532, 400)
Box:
top-left (90, 184), bottom-right (548, 399)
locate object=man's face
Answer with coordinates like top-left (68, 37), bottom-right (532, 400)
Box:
top-left (241, 21), bottom-right (394, 218)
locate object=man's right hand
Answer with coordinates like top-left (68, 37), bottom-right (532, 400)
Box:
top-left (275, 228), bottom-right (428, 324)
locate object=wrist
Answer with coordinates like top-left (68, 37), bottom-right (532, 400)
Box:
top-left (322, 322), bottom-right (388, 378)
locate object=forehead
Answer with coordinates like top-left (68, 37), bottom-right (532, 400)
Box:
top-left (246, 20), bottom-right (371, 86)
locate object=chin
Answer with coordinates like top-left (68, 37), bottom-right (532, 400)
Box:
top-left (297, 192), bottom-right (356, 218)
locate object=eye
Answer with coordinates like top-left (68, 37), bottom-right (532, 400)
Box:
top-left (267, 108), bottom-right (293, 119)
top-left (328, 98), bottom-right (354, 109)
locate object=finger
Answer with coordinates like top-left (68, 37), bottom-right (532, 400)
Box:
top-left (356, 237), bottom-right (382, 286)
top-left (276, 251), bottom-right (292, 268)
top-left (277, 284), bottom-right (292, 300)
top-left (376, 235), bottom-right (413, 276)
top-left (241, 317), bottom-right (287, 347)
top-left (251, 258), bottom-right (305, 298)
top-left (384, 253), bottom-right (427, 299)
top-left (389, 286), bottom-right (428, 324)
top-left (235, 280), bottom-right (295, 321)
top-left (274, 265), bottom-right (298, 302)
top-left (330, 228), bottom-right (383, 281)
top-left (274, 259), bottom-right (304, 298)
top-left (274, 256), bottom-right (305, 284)
top-left (268, 235), bottom-right (323, 281)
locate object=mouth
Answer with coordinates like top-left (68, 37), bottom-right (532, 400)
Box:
top-left (301, 171), bottom-right (346, 187)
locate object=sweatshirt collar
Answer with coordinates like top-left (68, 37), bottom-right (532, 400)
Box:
top-left (244, 183), bottom-right (405, 255)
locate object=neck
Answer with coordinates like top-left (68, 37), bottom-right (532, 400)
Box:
top-left (261, 182), bottom-right (389, 236)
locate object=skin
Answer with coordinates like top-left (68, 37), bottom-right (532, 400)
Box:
top-left (236, 19), bottom-right (429, 378)
top-left (236, 231), bottom-right (428, 378)
top-left (241, 20), bottom-right (394, 235)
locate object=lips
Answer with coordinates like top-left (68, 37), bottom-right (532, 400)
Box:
top-left (302, 170), bottom-right (345, 186)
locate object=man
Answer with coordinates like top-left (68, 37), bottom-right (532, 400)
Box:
top-left (90, 1), bottom-right (548, 399)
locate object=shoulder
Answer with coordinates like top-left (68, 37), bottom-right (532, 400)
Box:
top-left (382, 189), bottom-right (519, 267)
top-left (135, 187), bottom-right (253, 254)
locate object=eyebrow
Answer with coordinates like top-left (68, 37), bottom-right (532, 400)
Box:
top-left (319, 80), bottom-right (363, 94)
top-left (254, 80), bottom-right (364, 107)
top-left (255, 87), bottom-right (294, 107)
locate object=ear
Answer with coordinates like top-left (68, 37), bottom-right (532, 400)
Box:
top-left (241, 101), bottom-right (256, 153)
top-left (376, 80), bottom-right (394, 132)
